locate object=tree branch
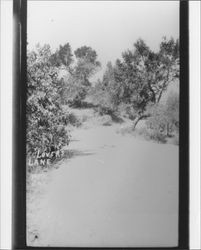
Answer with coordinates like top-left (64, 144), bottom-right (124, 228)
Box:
top-left (157, 68), bottom-right (170, 103)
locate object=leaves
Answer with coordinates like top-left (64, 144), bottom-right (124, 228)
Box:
top-left (27, 44), bottom-right (70, 156)
top-left (73, 46), bottom-right (101, 86)
top-left (92, 37), bottom-right (179, 131)
top-left (50, 43), bottom-right (73, 69)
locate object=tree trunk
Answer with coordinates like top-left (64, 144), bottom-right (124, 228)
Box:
top-left (147, 80), bottom-right (156, 103)
top-left (133, 114), bottom-right (149, 130)
top-left (133, 116), bottom-right (141, 130)
top-left (166, 123), bottom-right (173, 137)
top-left (157, 89), bottom-right (163, 103)
top-left (157, 70), bottom-right (170, 103)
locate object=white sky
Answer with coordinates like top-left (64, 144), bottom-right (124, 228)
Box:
top-left (27, 0), bottom-right (179, 80)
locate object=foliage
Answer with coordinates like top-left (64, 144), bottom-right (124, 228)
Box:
top-left (91, 62), bottom-right (120, 115)
top-left (146, 91), bottom-right (179, 138)
top-left (120, 37), bottom-right (178, 109)
top-left (27, 44), bottom-right (70, 158)
top-left (50, 43), bottom-right (74, 72)
top-left (60, 75), bottom-right (88, 107)
top-left (93, 37), bottom-right (179, 128)
top-left (60, 111), bottom-right (81, 127)
top-left (165, 91), bottom-right (179, 130)
top-left (59, 46), bottom-right (101, 106)
top-left (27, 37), bottom-right (180, 156)
top-left (74, 46), bottom-right (101, 86)
top-left (145, 129), bottom-right (167, 144)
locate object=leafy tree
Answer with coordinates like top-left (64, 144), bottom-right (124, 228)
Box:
top-left (60, 74), bottom-right (88, 107)
top-left (61, 46), bottom-right (101, 106)
top-left (50, 43), bottom-right (73, 73)
top-left (102, 62), bottom-right (114, 88)
top-left (27, 44), bottom-right (70, 159)
top-left (111, 37), bottom-right (179, 128)
top-left (74, 46), bottom-right (101, 86)
top-left (92, 61), bottom-right (124, 115)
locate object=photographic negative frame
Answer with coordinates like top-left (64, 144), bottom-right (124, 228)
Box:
top-left (12, 0), bottom-right (189, 249)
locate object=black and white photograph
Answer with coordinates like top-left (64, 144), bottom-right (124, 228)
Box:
top-left (25, 0), bottom-right (181, 248)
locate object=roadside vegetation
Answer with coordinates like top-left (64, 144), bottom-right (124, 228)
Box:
top-left (26, 37), bottom-right (179, 172)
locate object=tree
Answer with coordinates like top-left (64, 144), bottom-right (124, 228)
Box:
top-left (111, 37), bottom-right (179, 129)
top-left (50, 43), bottom-right (73, 73)
top-left (92, 61), bottom-right (122, 114)
top-left (60, 74), bottom-right (88, 107)
top-left (74, 46), bottom-right (101, 86)
top-left (27, 44), bottom-right (70, 160)
top-left (61, 46), bottom-right (101, 107)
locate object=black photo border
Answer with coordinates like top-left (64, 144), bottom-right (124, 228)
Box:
top-left (12, 0), bottom-right (189, 249)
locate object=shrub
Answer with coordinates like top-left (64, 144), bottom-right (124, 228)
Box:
top-left (67, 112), bottom-right (81, 126)
top-left (146, 91), bottom-right (179, 139)
top-left (147, 129), bottom-right (167, 143)
top-left (118, 103), bottom-right (137, 120)
top-left (27, 45), bottom-right (71, 170)
top-left (102, 116), bottom-right (112, 126)
top-left (98, 115), bottom-right (112, 126)
top-left (135, 127), bottom-right (166, 143)
top-left (172, 134), bottom-right (179, 145)
top-left (61, 76), bottom-right (88, 107)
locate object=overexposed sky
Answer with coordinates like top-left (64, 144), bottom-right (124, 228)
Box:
top-left (27, 0), bottom-right (179, 80)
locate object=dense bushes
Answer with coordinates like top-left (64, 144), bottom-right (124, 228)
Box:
top-left (135, 127), bottom-right (166, 144)
top-left (146, 92), bottom-right (179, 137)
top-left (27, 44), bottom-right (70, 166)
top-left (132, 91), bottom-right (179, 144)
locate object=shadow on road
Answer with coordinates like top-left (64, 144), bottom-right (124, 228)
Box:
top-left (63, 149), bottom-right (95, 160)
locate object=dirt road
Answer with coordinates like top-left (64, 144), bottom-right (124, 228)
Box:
top-left (27, 125), bottom-right (178, 247)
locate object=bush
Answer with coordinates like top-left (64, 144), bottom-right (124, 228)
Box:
top-left (118, 103), bottom-right (137, 120)
top-left (27, 45), bottom-right (71, 170)
top-left (172, 134), bottom-right (179, 145)
top-left (67, 112), bottom-right (81, 126)
top-left (60, 75), bottom-right (89, 107)
top-left (91, 80), bottom-right (118, 116)
top-left (147, 130), bottom-right (167, 143)
top-left (134, 127), bottom-right (166, 144)
top-left (146, 92), bottom-right (179, 138)
top-left (98, 115), bottom-right (112, 126)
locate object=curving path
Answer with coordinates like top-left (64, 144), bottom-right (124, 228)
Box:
top-left (27, 125), bottom-right (179, 247)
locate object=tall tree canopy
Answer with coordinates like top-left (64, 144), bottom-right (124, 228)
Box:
top-left (98, 37), bottom-right (179, 128)
top-left (74, 46), bottom-right (101, 86)
top-left (50, 43), bottom-right (74, 73)
top-left (60, 45), bottom-right (101, 106)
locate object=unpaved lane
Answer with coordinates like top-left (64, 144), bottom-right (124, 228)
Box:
top-left (28, 125), bottom-right (178, 247)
